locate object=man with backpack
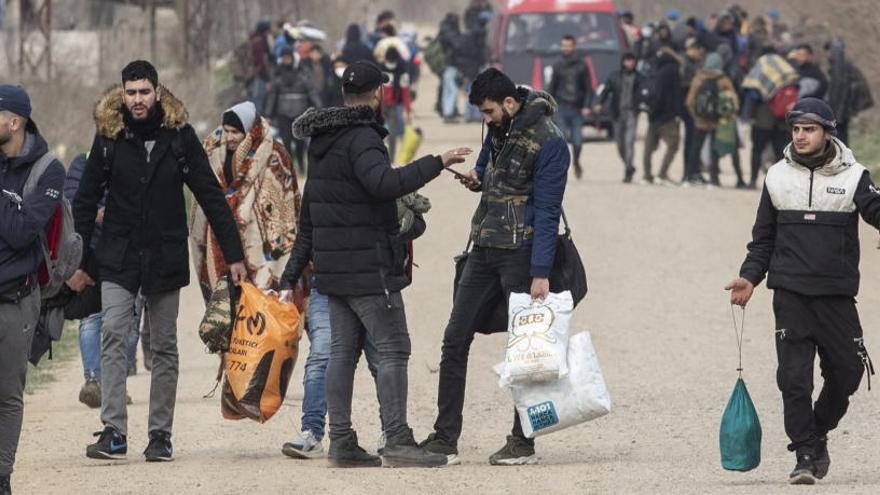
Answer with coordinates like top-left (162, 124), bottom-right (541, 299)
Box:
top-left (73, 61), bottom-right (246, 463)
top-left (642, 48), bottom-right (682, 185)
top-left (726, 97), bottom-right (880, 484)
top-left (686, 53), bottom-right (744, 187)
top-left (0, 84), bottom-right (66, 495)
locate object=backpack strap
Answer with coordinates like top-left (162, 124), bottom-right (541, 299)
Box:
top-left (171, 130), bottom-right (190, 176)
top-left (23, 151), bottom-right (57, 199)
top-left (22, 152), bottom-right (59, 283)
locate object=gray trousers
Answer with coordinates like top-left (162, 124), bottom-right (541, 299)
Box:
top-left (100, 282), bottom-right (179, 436)
top-left (0, 288), bottom-right (40, 476)
top-left (326, 292), bottom-right (412, 444)
top-left (613, 111), bottom-right (639, 175)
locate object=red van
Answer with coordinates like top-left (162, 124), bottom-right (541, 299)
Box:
top-left (490, 0), bottom-right (629, 132)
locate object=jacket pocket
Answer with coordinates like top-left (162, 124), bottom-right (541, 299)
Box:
top-left (96, 235), bottom-right (130, 272)
top-left (158, 236), bottom-right (189, 277)
top-left (772, 211), bottom-right (849, 278)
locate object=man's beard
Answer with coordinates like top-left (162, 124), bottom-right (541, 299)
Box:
top-left (491, 108), bottom-right (513, 130)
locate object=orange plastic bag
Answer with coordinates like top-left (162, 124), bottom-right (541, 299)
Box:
top-left (221, 282), bottom-right (301, 423)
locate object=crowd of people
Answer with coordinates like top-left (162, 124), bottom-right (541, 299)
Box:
top-left (230, 10), bottom-right (424, 173)
top-left (568, 7), bottom-right (874, 188)
top-left (2, 3), bottom-right (880, 493)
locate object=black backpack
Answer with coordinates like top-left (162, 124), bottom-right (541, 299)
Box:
top-left (693, 78), bottom-right (722, 121)
top-left (637, 74), bottom-right (660, 114)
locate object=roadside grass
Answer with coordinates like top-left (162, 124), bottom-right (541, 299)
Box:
top-left (850, 125), bottom-right (880, 173)
top-left (25, 321), bottom-right (80, 395)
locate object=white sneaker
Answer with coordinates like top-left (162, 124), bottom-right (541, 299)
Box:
top-left (639, 178), bottom-right (656, 185)
top-left (281, 430), bottom-right (324, 459)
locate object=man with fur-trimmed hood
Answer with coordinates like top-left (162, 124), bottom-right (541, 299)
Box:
top-left (190, 101), bottom-right (302, 303)
top-left (279, 60), bottom-right (471, 468)
top-left (74, 60), bottom-right (245, 463)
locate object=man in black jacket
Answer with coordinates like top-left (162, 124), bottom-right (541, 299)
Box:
top-left (548, 35), bottom-right (591, 179)
top-left (642, 48), bottom-right (681, 184)
top-left (0, 84), bottom-right (65, 495)
top-left (789, 44), bottom-right (828, 100)
top-left (74, 61), bottom-right (245, 463)
top-left (280, 61), bottom-right (470, 468)
top-left (595, 52), bottom-right (642, 182)
top-left (726, 98), bottom-right (880, 485)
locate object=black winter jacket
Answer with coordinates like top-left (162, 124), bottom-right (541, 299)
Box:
top-left (647, 52), bottom-right (682, 124)
top-left (596, 68), bottom-right (644, 120)
top-left (73, 85), bottom-right (244, 296)
top-left (548, 55), bottom-right (591, 109)
top-left (740, 139), bottom-right (880, 297)
top-left (280, 106), bottom-right (443, 296)
top-left (0, 124), bottom-right (65, 290)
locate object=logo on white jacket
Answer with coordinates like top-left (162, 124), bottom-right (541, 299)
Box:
top-left (826, 187), bottom-right (846, 195)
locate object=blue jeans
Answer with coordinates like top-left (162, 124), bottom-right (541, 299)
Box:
top-left (300, 290), bottom-right (379, 440)
top-left (78, 302), bottom-right (141, 380)
top-left (554, 104), bottom-right (584, 157)
top-left (442, 66), bottom-right (460, 118)
top-left (247, 78), bottom-right (268, 116)
top-left (463, 78), bottom-right (482, 121)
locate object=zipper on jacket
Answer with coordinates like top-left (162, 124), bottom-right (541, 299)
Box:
top-left (808, 169), bottom-right (815, 208)
top-left (510, 201), bottom-right (518, 245)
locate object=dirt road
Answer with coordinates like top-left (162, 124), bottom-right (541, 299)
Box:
top-left (14, 73), bottom-right (880, 495)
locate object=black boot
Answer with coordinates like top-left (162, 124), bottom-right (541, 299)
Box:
top-left (382, 429), bottom-right (448, 468)
top-left (1, 474), bottom-right (11, 495)
top-left (327, 432), bottom-right (381, 468)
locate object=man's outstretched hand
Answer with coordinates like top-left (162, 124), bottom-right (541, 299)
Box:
top-left (440, 147), bottom-right (473, 167)
top-left (725, 277), bottom-right (755, 307)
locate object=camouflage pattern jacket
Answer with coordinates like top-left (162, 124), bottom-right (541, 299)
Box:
top-left (471, 87), bottom-right (570, 278)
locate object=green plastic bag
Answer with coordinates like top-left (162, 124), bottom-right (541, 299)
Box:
top-left (720, 378), bottom-right (762, 471)
top-left (720, 307), bottom-right (761, 472)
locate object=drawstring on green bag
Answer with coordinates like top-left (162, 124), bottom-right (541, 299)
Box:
top-left (720, 305), bottom-right (762, 472)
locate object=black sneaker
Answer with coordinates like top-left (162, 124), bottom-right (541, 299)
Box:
top-left (814, 436), bottom-right (830, 479)
top-left (1, 474), bottom-right (11, 495)
top-left (489, 436), bottom-right (536, 466)
top-left (789, 452), bottom-right (818, 485)
top-left (381, 429), bottom-right (447, 468)
top-left (327, 432), bottom-right (381, 468)
top-left (419, 432), bottom-right (460, 465)
top-left (86, 426), bottom-right (127, 460)
top-left (144, 431), bottom-right (173, 462)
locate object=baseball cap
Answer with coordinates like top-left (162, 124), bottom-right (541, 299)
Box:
top-left (341, 61), bottom-right (390, 94)
top-left (0, 85), bottom-right (32, 119)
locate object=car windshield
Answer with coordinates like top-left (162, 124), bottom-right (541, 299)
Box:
top-left (504, 12), bottom-right (620, 53)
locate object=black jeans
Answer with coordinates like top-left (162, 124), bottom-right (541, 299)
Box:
top-left (773, 289), bottom-right (867, 453)
top-left (434, 246), bottom-right (533, 446)
top-left (326, 292), bottom-right (411, 444)
top-left (750, 127), bottom-right (788, 185)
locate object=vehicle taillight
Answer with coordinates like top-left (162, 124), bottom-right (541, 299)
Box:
top-left (531, 56), bottom-right (543, 90)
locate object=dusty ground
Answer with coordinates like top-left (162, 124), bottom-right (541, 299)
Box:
top-left (14, 72), bottom-right (880, 495)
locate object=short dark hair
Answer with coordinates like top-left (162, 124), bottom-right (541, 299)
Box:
top-left (796, 43), bottom-right (814, 54)
top-left (561, 34), bottom-right (576, 44)
top-left (468, 68), bottom-right (517, 106)
top-left (377, 10), bottom-right (395, 24)
top-left (122, 60), bottom-right (158, 88)
top-left (622, 52), bottom-right (637, 62)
